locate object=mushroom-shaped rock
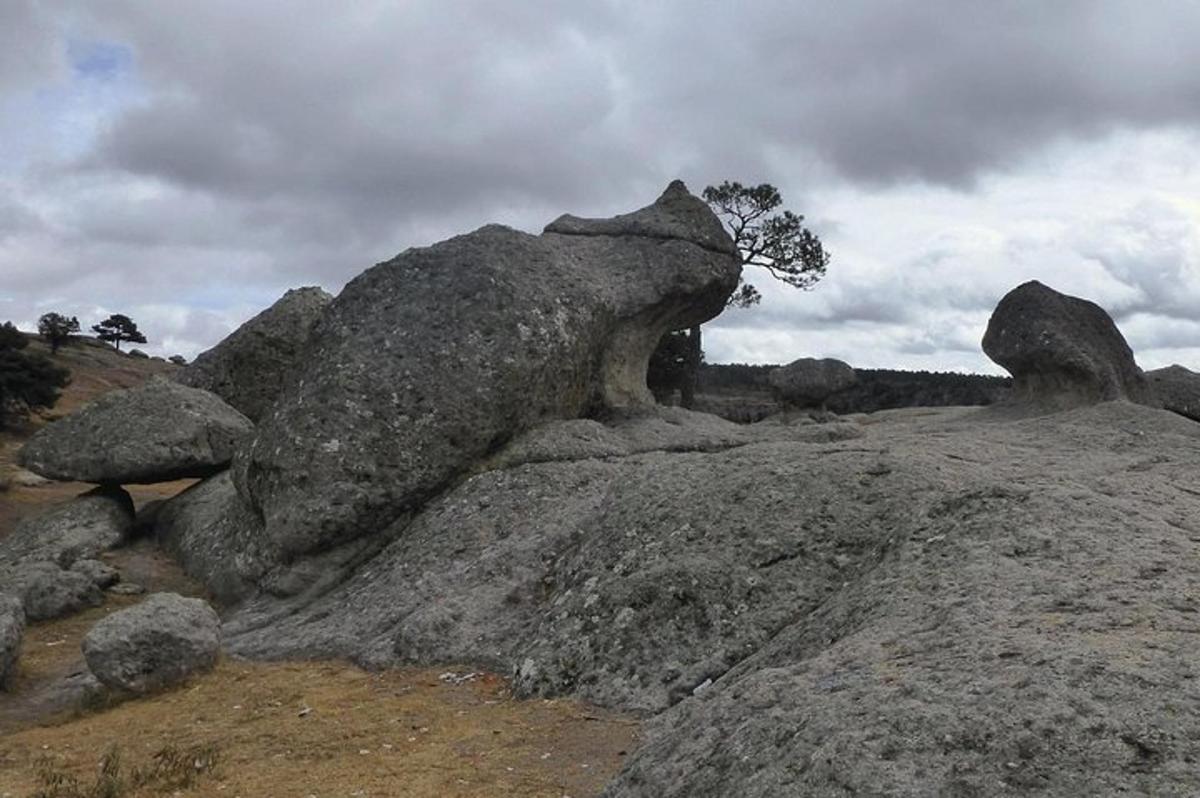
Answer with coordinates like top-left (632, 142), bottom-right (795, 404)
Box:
top-left (1146, 365), bottom-right (1200, 422)
top-left (19, 376), bottom-right (254, 484)
top-left (769, 358), bottom-right (857, 408)
top-left (0, 593), bottom-right (23, 689)
top-left (234, 181), bottom-right (740, 563)
top-left (175, 286), bottom-right (333, 421)
top-left (0, 486), bottom-right (133, 569)
top-left (982, 281), bottom-right (1150, 407)
top-left (82, 593), bottom-right (220, 694)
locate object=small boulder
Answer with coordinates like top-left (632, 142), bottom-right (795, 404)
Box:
top-left (19, 376), bottom-right (254, 484)
top-left (982, 281), bottom-right (1150, 407)
top-left (1146, 365), bottom-right (1200, 422)
top-left (128, 348), bottom-right (149, 359)
top-left (769, 358), bottom-right (857, 408)
top-left (175, 286), bottom-right (333, 422)
top-left (8, 561), bottom-right (104, 621)
top-left (0, 593), bottom-right (23, 689)
top-left (0, 486), bottom-right (134, 568)
top-left (82, 593), bottom-right (220, 694)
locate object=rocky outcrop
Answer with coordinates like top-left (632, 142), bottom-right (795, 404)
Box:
top-left (1147, 364), bottom-right (1200, 422)
top-left (0, 487), bottom-right (134, 568)
top-left (219, 399), bottom-right (1200, 796)
top-left (19, 376), bottom-right (254, 484)
top-left (233, 181), bottom-right (740, 565)
top-left (82, 593), bottom-right (220, 694)
top-left (176, 287), bottom-right (333, 421)
top-left (0, 487), bottom-right (133, 621)
top-left (0, 594), bottom-right (23, 689)
top-left (982, 280), bottom-right (1150, 407)
top-left (768, 357), bottom-right (857, 408)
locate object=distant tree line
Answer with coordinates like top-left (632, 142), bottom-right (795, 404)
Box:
top-left (694, 363), bottom-right (1011, 414)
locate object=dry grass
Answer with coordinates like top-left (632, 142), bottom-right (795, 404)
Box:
top-left (1, 661), bottom-right (639, 797)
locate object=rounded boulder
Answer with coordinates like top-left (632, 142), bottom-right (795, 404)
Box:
top-left (82, 592), bottom-right (220, 694)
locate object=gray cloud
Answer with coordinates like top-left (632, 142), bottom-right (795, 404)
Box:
top-left (2, 2), bottom-right (1200, 369)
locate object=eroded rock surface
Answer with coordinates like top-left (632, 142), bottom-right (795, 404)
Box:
top-left (19, 377), bottom-right (253, 484)
top-left (982, 280), bottom-right (1150, 407)
top-left (234, 181), bottom-right (740, 565)
top-left (82, 592), bottom-right (220, 694)
top-left (176, 286), bottom-right (333, 421)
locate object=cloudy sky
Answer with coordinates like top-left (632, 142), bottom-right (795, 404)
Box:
top-left (2, 1), bottom-right (1199, 373)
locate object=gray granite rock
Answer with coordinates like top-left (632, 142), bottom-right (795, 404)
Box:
top-left (19, 377), bottom-right (254, 484)
top-left (0, 593), bottom-right (23, 689)
top-left (82, 592), bottom-right (220, 694)
top-left (0, 486), bottom-right (133, 569)
top-left (768, 357), bottom-right (857, 407)
top-left (1147, 364), bottom-right (1200, 422)
top-left (233, 181), bottom-right (740, 566)
top-left (8, 561), bottom-right (104, 621)
top-left (982, 280), bottom-right (1151, 407)
top-left (176, 287), bottom-right (333, 421)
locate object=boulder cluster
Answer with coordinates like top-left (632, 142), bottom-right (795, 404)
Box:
top-left (5, 182), bottom-right (1200, 794)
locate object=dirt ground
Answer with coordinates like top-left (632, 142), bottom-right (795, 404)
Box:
top-left (0, 338), bottom-right (640, 797)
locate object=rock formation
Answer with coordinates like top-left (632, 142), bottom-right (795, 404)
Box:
top-left (0, 486), bottom-right (133, 567)
top-left (0, 487), bottom-right (135, 620)
top-left (982, 280), bottom-right (1150, 407)
top-left (768, 357), bottom-right (857, 408)
top-left (175, 286), bottom-right (333, 421)
top-left (0, 594), bottom-right (23, 689)
top-left (1147, 364), bottom-right (1200, 422)
top-left (233, 180), bottom-right (740, 565)
top-left (82, 593), bottom-right (220, 694)
top-left (19, 377), bottom-right (254, 484)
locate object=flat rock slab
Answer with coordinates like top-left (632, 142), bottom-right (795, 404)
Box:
top-left (82, 592), bottom-right (220, 694)
top-left (176, 286), bottom-right (332, 422)
top-left (19, 376), bottom-right (253, 484)
top-left (0, 594), bottom-right (23, 689)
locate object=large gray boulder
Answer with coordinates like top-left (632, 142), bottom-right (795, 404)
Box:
top-left (982, 280), bottom-right (1150, 407)
top-left (1147, 364), bottom-right (1200, 422)
top-left (233, 181), bottom-right (740, 565)
top-left (0, 486), bottom-right (134, 568)
top-left (82, 592), bottom-right (220, 694)
top-left (0, 594), bottom-right (23, 689)
top-left (768, 357), bottom-right (857, 407)
top-left (175, 286), bottom-right (333, 421)
top-left (154, 472), bottom-right (270, 604)
top-left (19, 376), bottom-right (254, 484)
